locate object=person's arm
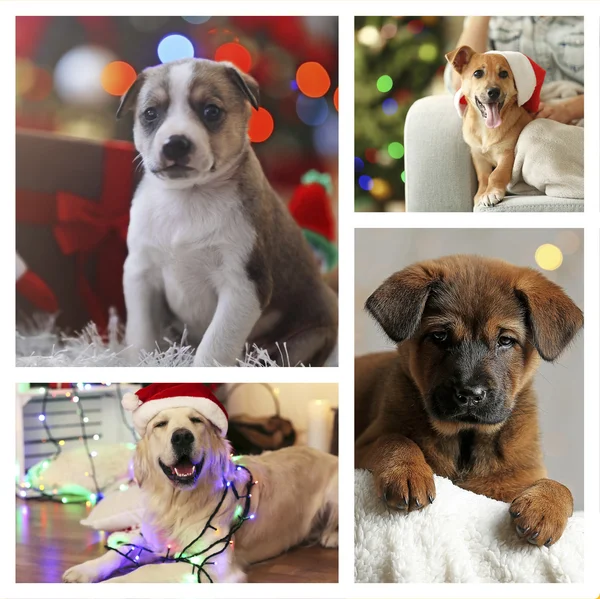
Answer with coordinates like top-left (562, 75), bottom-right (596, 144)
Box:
top-left (535, 95), bottom-right (584, 124)
top-left (450, 17), bottom-right (492, 90)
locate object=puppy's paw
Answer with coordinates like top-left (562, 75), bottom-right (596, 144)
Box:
top-left (62, 565), bottom-right (99, 583)
top-left (319, 529), bottom-right (338, 548)
top-left (374, 458), bottom-right (436, 513)
top-left (476, 188), bottom-right (505, 207)
top-left (510, 479), bottom-right (573, 547)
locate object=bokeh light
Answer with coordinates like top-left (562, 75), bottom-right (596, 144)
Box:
top-left (382, 98), bottom-right (398, 115)
top-left (358, 175), bottom-right (374, 191)
top-left (357, 25), bottom-right (380, 47)
top-left (215, 42), bottom-right (252, 73)
top-left (157, 34), bottom-right (194, 64)
top-left (333, 87), bottom-right (338, 111)
top-left (16, 58), bottom-right (36, 96)
top-left (370, 178), bottom-right (392, 201)
top-left (101, 61), bottom-right (137, 96)
top-left (401, 171), bottom-right (406, 183)
top-left (313, 112), bottom-right (338, 157)
top-left (54, 45), bottom-right (116, 105)
top-left (296, 95), bottom-right (328, 126)
top-left (535, 244), bottom-right (563, 271)
top-left (376, 75), bottom-right (393, 93)
top-left (248, 107), bottom-right (274, 143)
top-left (296, 62), bottom-right (330, 98)
top-left (418, 43), bottom-right (438, 62)
top-left (24, 68), bottom-right (53, 102)
top-left (364, 148), bottom-right (377, 163)
top-left (182, 17), bottom-right (211, 25)
top-left (355, 157), bottom-right (364, 171)
top-left (388, 142), bottom-right (404, 159)
top-left (407, 20), bottom-right (424, 35)
top-left (381, 23), bottom-right (398, 39)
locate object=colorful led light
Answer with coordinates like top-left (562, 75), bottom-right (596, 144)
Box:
top-left (248, 108), bottom-right (274, 143)
top-left (358, 175), bottom-right (374, 191)
top-left (296, 95), bottom-right (328, 127)
top-left (388, 142), bottom-right (405, 160)
top-left (296, 62), bottom-right (330, 98)
top-left (355, 157), bottom-right (364, 171)
top-left (382, 98), bottom-right (398, 115)
top-left (214, 42), bottom-right (252, 73)
top-left (157, 34), bottom-right (195, 64)
top-left (376, 75), bottom-right (393, 93)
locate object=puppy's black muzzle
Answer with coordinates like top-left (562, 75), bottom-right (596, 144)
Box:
top-left (162, 135), bottom-right (193, 162)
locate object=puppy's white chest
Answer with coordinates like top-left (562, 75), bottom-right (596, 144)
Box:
top-left (129, 182), bottom-right (256, 335)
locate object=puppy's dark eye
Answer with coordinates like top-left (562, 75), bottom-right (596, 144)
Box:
top-left (203, 104), bottom-right (222, 122)
top-left (499, 70), bottom-right (509, 79)
top-left (189, 417), bottom-right (203, 424)
top-left (430, 331), bottom-right (448, 343)
top-left (143, 107), bottom-right (158, 122)
top-left (498, 336), bottom-right (516, 348)
top-left (154, 421), bottom-right (167, 429)
top-left (473, 69), bottom-right (484, 79)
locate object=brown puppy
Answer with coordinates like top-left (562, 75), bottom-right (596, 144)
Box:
top-left (446, 46), bottom-right (532, 208)
top-left (355, 255), bottom-right (583, 547)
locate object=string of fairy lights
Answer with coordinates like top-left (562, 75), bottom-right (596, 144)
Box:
top-left (105, 463), bottom-right (256, 583)
top-left (17, 384), bottom-right (129, 505)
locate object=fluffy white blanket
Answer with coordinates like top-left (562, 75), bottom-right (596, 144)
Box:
top-left (355, 470), bottom-right (584, 583)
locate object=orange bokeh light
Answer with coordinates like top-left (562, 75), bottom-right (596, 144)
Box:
top-left (296, 62), bottom-right (330, 98)
top-left (333, 87), bottom-right (339, 111)
top-left (215, 42), bottom-right (252, 73)
top-left (101, 61), bottom-right (137, 97)
top-left (248, 107), bottom-right (274, 143)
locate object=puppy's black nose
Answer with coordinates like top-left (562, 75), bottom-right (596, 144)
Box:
top-left (162, 135), bottom-right (192, 161)
top-left (487, 87), bottom-right (501, 101)
top-left (454, 386), bottom-right (487, 407)
top-left (171, 428), bottom-right (194, 449)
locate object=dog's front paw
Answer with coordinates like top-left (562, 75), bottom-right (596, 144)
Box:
top-left (320, 529), bottom-right (338, 548)
top-left (476, 188), bottom-right (505, 207)
top-left (63, 564), bottom-right (99, 583)
top-left (374, 458), bottom-right (436, 512)
top-left (510, 479), bottom-right (573, 547)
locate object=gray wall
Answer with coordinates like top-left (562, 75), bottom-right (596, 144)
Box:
top-left (355, 228), bottom-right (584, 510)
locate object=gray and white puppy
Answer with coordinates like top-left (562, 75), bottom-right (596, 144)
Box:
top-left (118, 58), bottom-right (338, 367)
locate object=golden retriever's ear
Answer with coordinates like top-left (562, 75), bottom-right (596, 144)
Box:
top-left (445, 45), bottom-right (476, 74)
top-left (515, 269), bottom-right (583, 361)
top-left (116, 72), bottom-right (146, 119)
top-left (365, 264), bottom-right (441, 343)
top-left (133, 438), bottom-right (150, 487)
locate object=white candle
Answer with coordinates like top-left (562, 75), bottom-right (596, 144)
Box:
top-left (307, 399), bottom-right (332, 452)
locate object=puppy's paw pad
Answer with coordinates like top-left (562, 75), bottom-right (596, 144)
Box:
top-left (62, 566), bottom-right (97, 583)
top-left (510, 481), bottom-right (572, 547)
top-left (320, 530), bottom-right (338, 548)
top-left (376, 461), bottom-right (436, 513)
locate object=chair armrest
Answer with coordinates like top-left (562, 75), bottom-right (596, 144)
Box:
top-left (404, 95), bottom-right (477, 212)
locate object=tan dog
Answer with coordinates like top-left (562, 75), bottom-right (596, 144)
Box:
top-left (356, 255), bottom-right (582, 547)
top-left (446, 46), bottom-right (532, 207)
top-left (64, 407), bottom-right (338, 583)
top-left (119, 58), bottom-right (338, 366)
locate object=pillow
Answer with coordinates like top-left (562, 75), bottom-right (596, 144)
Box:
top-left (81, 484), bottom-right (144, 531)
top-left (25, 442), bottom-right (135, 495)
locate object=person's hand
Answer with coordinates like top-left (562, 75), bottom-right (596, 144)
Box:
top-left (535, 100), bottom-right (577, 124)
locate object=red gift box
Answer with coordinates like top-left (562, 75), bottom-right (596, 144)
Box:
top-left (16, 129), bottom-right (138, 333)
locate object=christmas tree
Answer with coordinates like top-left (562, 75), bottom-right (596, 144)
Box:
top-left (354, 16), bottom-right (445, 211)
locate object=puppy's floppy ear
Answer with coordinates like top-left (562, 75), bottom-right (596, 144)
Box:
top-left (133, 437), bottom-right (150, 487)
top-left (515, 269), bottom-right (583, 361)
top-left (116, 72), bottom-right (146, 119)
top-left (366, 264), bottom-right (440, 343)
top-left (445, 45), bottom-right (476, 74)
top-left (226, 66), bottom-right (260, 110)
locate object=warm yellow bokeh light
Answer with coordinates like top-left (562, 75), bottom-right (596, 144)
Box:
top-left (535, 244), bottom-right (563, 271)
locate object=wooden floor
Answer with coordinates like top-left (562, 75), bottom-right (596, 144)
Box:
top-left (16, 499), bottom-right (338, 583)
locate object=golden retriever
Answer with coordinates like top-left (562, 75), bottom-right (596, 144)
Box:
top-left (63, 407), bottom-right (338, 583)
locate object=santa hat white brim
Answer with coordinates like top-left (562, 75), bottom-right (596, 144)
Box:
top-left (123, 393), bottom-right (228, 437)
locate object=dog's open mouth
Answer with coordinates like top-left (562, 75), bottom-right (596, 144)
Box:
top-left (159, 456), bottom-right (203, 486)
top-left (475, 97), bottom-right (504, 129)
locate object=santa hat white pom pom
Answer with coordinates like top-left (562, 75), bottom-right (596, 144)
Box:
top-left (122, 392), bottom-right (142, 411)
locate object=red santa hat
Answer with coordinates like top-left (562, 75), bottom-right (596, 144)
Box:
top-left (122, 383), bottom-right (228, 437)
top-left (454, 51), bottom-right (546, 118)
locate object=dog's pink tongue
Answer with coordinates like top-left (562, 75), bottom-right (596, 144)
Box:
top-left (173, 459), bottom-right (195, 477)
top-left (485, 103), bottom-right (502, 129)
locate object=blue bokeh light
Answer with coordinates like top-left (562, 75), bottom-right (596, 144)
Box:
top-left (158, 34), bottom-right (195, 64)
top-left (290, 80), bottom-right (299, 91)
top-left (313, 112), bottom-right (338, 158)
top-left (355, 157), bottom-right (364, 171)
top-left (358, 175), bottom-right (374, 191)
top-left (296, 95), bottom-right (329, 127)
top-left (382, 98), bottom-right (399, 115)
top-left (182, 17), bottom-right (211, 24)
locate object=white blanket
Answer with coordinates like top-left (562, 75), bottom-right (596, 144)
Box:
top-left (355, 470), bottom-right (584, 583)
